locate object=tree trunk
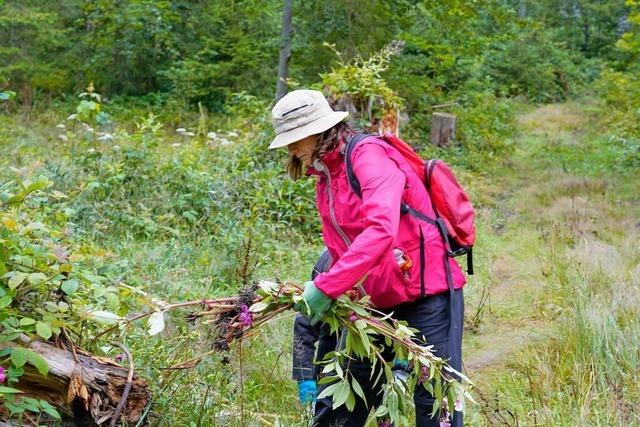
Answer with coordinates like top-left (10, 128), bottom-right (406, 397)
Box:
top-left (429, 112), bottom-right (456, 147)
top-left (1, 336), bottom-right (151, 426)
top-left (275, 0), bottom-right (293, 102)
top-left (518, 0), bottom-right (526, 18)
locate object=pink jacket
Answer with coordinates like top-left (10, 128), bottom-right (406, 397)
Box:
top-left (310, 135), bottom-right (466, 309)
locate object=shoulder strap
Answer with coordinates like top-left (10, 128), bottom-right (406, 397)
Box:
top-left (345, 133), bottom-right (372, 199)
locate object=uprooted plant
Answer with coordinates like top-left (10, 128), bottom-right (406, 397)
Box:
top-left (111, 280), bottom-right (474, 425)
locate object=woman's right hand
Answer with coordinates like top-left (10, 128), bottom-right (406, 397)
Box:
top-left (293, 281), bottom-right (332, 325)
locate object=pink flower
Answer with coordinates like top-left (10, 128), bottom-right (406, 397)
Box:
top-left (349, 312), bottom-right (358, 322)
top-left (0, 366), bottom-right (6, 383)
top-left (239, 305), bottom-right (253, 327)
top-left (378, 420), bottom-right (392, 427)
top-left (115, 353), bottom-right (125, 362)
top-left (454, 397), bottom-right (464, 412)
top-left (439, 422), bottom-right (451, 427)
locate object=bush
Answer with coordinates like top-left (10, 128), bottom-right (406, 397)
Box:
top-left (480, 28), bottom-right (584, 102)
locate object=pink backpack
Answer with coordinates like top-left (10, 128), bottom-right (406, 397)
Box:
top-left (345, 133), bottom-right (476, 274)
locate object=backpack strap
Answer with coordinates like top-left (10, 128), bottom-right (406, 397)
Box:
top-left (344, 133), bottom-right (372, 199)
top-left (345, 133), bottom-right (438, 224)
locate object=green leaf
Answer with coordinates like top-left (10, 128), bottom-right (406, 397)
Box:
top-left (105, 292), bottom-right (120, 310)
top-left (26, 350), bottom-right (49, 377)
top-left (85, 310), bottom-right (122, 325)
top-left (374, 404), bottom-right (388, 417)
top-left (36, 322), bottom-right (53, 340)
top-left (249, 301), bottom-right (268, 313)
top-left (19, 398), bottom-right (39, 412)
top-left (6, 271), bottom-right (28, 289)
top-left (28, 272), bottom-right (48, 285)
top-left (20, 317), bottom-right (36, 326)
top-left (332, 381), bottom-right (351, 409)
top-left (345, 387), bottom-right (356, 411)
top-left (351, 376), bottom-right (367, 403)
top-left (40, 400), bottom-right (61, 419)
top-left (61, 279), bottom-right (79, 295)
top-left (0, 386), bottom-right (23, 394)
top-left (355, 319), bottom-right (367, 330)
top-left (318, 376), bottom-right (340, 385)
top-left (388, 389), bottom-right (399, 422)
top-left (10, 347), bottom-right (29, 367)
top-left (0, 295), bottom-right (12, 308)
top-left (4, 400), bottom-right (25, 415)
top-left (317, 381), bottom-right (341, 400)
top-left (25, 178), bottom-right (51, 193)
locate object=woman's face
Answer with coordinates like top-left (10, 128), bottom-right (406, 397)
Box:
top-left (287, 134), bottom-right (318, 168)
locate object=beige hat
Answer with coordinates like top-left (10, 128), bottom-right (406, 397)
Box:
top-left (269, 89), bottom-right (348, 149)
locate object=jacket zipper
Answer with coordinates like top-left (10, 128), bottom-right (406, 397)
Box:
top-left (314, 159), bottom-right (367, 295)
top-left (315, 160), bottom-right (352, 248)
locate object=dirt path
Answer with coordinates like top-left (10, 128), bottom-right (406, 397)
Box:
top-left (462, 103), bottom-right (587, 374)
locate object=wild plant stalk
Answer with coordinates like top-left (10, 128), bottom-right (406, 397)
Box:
top-left (102, 280), bottom-right (474, 424)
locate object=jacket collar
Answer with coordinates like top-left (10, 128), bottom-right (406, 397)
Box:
top-left (306, 139), bottom-right (346, 177)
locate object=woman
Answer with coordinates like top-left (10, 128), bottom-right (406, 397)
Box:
top-left (270, 89), bottom-right (466, 427)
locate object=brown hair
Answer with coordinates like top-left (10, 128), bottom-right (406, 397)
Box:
top-left (286, 121), bottom-right (355, 180)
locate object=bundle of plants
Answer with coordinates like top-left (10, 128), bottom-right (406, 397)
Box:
top-left (136, 280), bottom-right (474, 424)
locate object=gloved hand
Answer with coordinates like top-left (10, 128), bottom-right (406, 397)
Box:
top-left (297, 379), bottom-right (317, 405)
top-left (392, 358), bottom-right (409, 384)
top-left (293, 281), bottom-right (332, 325)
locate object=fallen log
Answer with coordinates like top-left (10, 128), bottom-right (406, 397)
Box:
top-left (0, 335), bottom-right (150, 426)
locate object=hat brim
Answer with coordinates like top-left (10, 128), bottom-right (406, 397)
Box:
top-left (268, 111), bottom-right (349, 149)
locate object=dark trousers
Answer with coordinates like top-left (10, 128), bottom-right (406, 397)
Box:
top-left (314, 289), bottom-right (464, 427)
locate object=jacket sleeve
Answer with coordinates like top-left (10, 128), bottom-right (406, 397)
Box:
top-left (314, 142), bottom-right (406, 298)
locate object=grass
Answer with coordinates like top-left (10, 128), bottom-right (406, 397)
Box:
top-left (465, 101), bottom-right (640, 426)
top-left (2, 97), bottom-right (639, 426)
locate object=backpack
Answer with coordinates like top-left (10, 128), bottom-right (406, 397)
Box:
top-left (345, 133), bottom-right (476, 275)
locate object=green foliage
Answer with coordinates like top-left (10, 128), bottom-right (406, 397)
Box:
top-left (480, 27), bottom-right (584, 102)
top-left (1, 0), bottom-right (625, 111)
top-left (253, 281), bottom-right (472, 425)
top-left (524, 0), bottom-right (629, 60)
top-left (161, 0), bottom-right (280, 112)
top-left (616, 0), bottom-right (640, 66)
top-left (0, 1), bottom-right (73, 98)
top-left (595, 67), bottom-right (640, 142)
top-left (0, 173), bottom-right (140, 421)
top-left (320, 41), bottom-right (403, 129)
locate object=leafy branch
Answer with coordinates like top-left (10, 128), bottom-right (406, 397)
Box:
top-left (99, 280), bottom-right (474, 425)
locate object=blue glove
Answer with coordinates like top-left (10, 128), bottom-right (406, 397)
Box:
top-left (293, 281), bottom-right (332, 325)
top-left (298, 379), bottom-right (317, 405)
top-left (392, 359), bottom-right (409, 370)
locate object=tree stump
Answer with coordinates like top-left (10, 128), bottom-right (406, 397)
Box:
top-left (429, 112), bottom-right (456, 147)
top-left (0, 335), bottom-right (151, 426)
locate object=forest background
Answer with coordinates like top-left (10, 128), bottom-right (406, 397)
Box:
top-left (0, 0), bottom-right (639, 425)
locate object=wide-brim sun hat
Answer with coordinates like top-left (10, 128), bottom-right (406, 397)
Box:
top-left (269, 89), bottom-right (348, 149)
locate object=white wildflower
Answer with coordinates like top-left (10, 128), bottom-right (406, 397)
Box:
top-left (172, 143), bottom-right (181, 147)
top-left (57, 134), bottom-right (68, 142)
top-left (219, 138), bottom-right (232, 146)
top-left (176, 128), bottom-right (186, 134)
top-left (56, 124), bottom-right (65, 130)
top-left (185, 131), bottom-right (195, 137)
top-left (87, 148), bottom-right (96, 154)
top-left (67, 113), bottom-right (77, 121)
top-left (112, 145), bottom-right (120, 151)
top-left (206, 132), bottom-right (217, 139)
top-left (227, 131), bottom-right (239, 138)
